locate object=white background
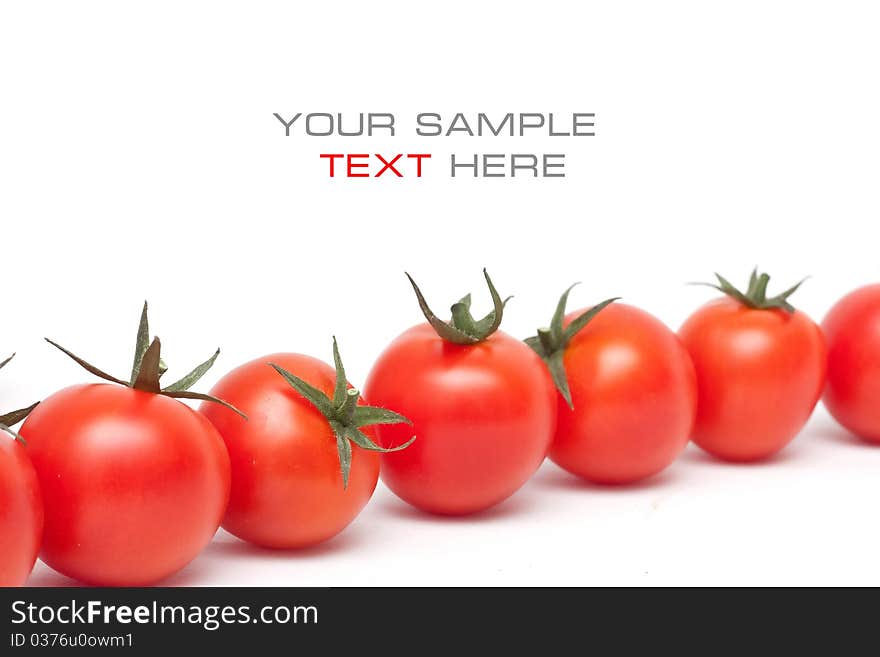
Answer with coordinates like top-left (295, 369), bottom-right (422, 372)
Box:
top-left (2, 1), bottom-right (879, 586)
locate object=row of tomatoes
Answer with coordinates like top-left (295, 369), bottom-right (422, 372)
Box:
top-left (2, 271), bottom-right (879, 587)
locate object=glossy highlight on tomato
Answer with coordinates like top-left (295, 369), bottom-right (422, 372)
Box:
top-left (822, 283), bottom-right (880, 442)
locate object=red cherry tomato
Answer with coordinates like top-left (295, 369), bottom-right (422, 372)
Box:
top-left (366, 324), bottom-right (555, 515)
top-left (822, 283), bottom-right (880, 442)
top-left (21, 384), bottom-right (230, 585)
top-left (202, 352), bottom-right (383, 549)
top-left (549, 303), bottom-right (697, 483)
top-left (678, 273), bottom-right (826, 461)
top-left (19, 303), bottom-right (238, 586)
top-left (0, 435), bottom-right (43, 586)
top-left (366, 272), bottom-right (556, 516)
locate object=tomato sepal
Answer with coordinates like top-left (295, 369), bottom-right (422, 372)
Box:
top-left (269, 337), bottom-right (414, 488)
top-left (407, 269), bottom-right (511, 344)
top-left (44, 302), bottom-right (247, 419)
top-left (692, 268), bottom-right (808, 313)
top-left (526, 283), bottom-right (618, 409)
top-left (0, 402), bottom-right (40, 440)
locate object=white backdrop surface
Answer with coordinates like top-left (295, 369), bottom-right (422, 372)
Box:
top-left (1, 1), bottom-right (879, 586)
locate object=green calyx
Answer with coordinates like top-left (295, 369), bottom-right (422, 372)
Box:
top-left (695, 268), bottom-right (807, 313)
top-left (45, 302), bottom-right (246, 419)
top-left (525, 284), bottom-right (619, 409)
top-left (0, 354), bottom-right (39, 444)
top-left (407, 269), bottom-right (511, 344)
top-left (269, 337), bottom-right (415, 489)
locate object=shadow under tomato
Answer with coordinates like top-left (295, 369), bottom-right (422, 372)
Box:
top-left (158, 558), bottom-right (223, 587)
top-left (26, 555), bottom-right (229, 588)
top-left (200, 526), bottom-right (367, 560)
top-left (815, 423), bottom-right (880, 449)
top-left (110, 530), bottom-right (367, 586)
top-left (532, 462), bottom-right (679, 493)
top-left (26, 562), bottom-right (80, 588)
top-left (374, 488), bottom-right (540, 524)
top-left (678, 441), bottom-right (805, 467)
top-left (25, 527), bottom-right (366, 588)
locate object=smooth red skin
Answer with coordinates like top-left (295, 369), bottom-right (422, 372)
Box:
top-left (364, 324), bottom-right (556, 516)
top-left (551, 304), bottom-right (697, 484)
top-left (20, 384), bottom-right (230, 586)
top-left (0, 437), bottom-right (43, 586)
top-left (822, 284), bottom-right (880, 442)
top-left (679, 298), bottom-right (827, 462)
top-left (201, 354), bottom-right (380, 549)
